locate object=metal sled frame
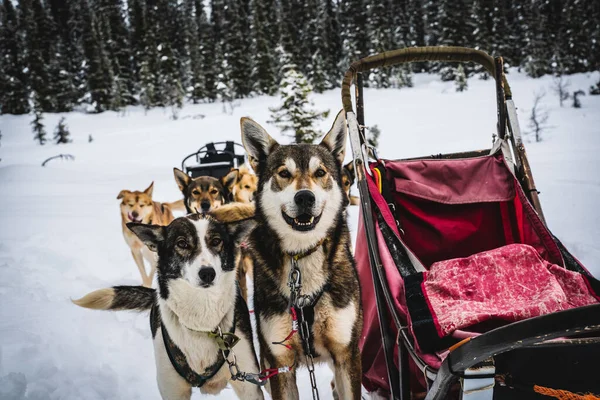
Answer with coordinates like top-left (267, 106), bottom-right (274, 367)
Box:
top-left (181, 141), bottom-right (246, 179)
top-left (342, 47), bottom-right (600, 400)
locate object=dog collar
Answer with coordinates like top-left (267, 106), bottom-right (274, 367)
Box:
top-left (286, 238), bottom-right (329, 261)
top-left (151, 305), bottom-right (237, 388)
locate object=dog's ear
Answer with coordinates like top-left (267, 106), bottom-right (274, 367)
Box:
top-left (144, 181), bottom-right (154, 198)
top-left (173, 168), bottom-right (190, 193)
top-left (222, 169), bottom-right (239, 193)
top-left (344, 161), bottom-right (355, 183)
top-left (240, 117), bottom-right (278, 172)
top-left (320, 109), bottom-right (347, 165)
top-left (117, 190), bottom-right (130, 200)
top-left (210, 203), bottom-right (256, 246)
top-left (126, 223), bottom-right (165, 252)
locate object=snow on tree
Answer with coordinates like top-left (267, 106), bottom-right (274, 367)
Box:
top-left (435, 0), bottom-right (474, 80)
top-left (368, 0), bottom-right (394, 88)
top-left (455, 64), bottom-right (468, 92)
top-left (0, 0), bottom-right (30, 114)
top-left (31, 97), bottom-right (47, 145)
top-left (339, 0), bottom-right (369, 69)
top-left (54, 117), bottom-right (72, 144)
top-left (223, 0), bottom-right (253, 98)
top-left (269, 64), bottom-right (330, 144)
top-left (251, 0), bottom-right (279, 95)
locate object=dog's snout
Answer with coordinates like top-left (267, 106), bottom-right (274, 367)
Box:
top-left (132, 211), bottom-right (139, 218)
top-left (198, 267), bottom-right (216, 284)
top-left (200, 201), bottom-right (211, 211)
top-left (294, 190), bottom-right (315, 209)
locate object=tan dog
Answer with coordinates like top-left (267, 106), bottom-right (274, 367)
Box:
top-left (173, 168), bottom-right (227, 214)
top-left (118, 182), bottom-right (177, 287)
top-left (342, 161), bottom-right (360, 205)
top-left (221, 165), bottom-right (258, 302)
top-left (222, 165), bottom-right (258, 203)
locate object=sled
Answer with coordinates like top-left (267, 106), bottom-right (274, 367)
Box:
top-left (344, 47), bottom-right (600, 400)
top-left (180, 141), bottom-right (246, 179)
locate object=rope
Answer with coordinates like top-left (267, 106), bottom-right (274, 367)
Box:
top-left (533, 385), bottom-right (600, 400)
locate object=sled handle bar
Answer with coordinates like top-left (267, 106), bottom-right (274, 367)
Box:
top-left (341, 46), bottom-right (512, 113)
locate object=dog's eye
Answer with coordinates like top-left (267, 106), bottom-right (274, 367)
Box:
top-left (210, 189), bottom-right (219, 195)
top-left (192, 190), bottom-right (200, 195)
top-left (315, 168), bottom-right (327, 178)
top-left (244, 185), bottom-right (251, 189)
top-left (176, 239), bottom-right (189, 249)
top-left (209, 237), bottom-right (222, 247)
top-left (345, 181), bottom-right (350, 186)
top-left (278, 170), bottom-right (291, 179)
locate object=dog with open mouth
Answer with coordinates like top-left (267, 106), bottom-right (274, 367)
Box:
top-left (240, 110), bottom-right (363, 399)
top-left (74, 205), bottom-right (263, 400)
top-left (118, 182), bottom-right (184, 287)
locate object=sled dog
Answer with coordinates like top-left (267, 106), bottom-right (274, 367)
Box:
top-left (222, 165), bottom-right (258, 204)
top-left (118, 182), bottom-right (181, 287)
top-left (222, 165), bottom-right (258, 301)
top-left (74, 206), bottom-right (263, 400)
top-left (173, 168), bottom-right (228, 214)
top-left (342, 161), bottom-right (360, 205)
top-left (240, 110), bottom-right (363, 399)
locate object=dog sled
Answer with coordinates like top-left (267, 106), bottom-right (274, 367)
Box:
top-left (345, 47), bottom-right (600, 400)
top-left (181, 141), bottom-right (246, 179)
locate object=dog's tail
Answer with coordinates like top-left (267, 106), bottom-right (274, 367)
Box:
top-left (72, 286), bottom-right (155, 311)
top-left (165, 199), bottom-right (186, 212)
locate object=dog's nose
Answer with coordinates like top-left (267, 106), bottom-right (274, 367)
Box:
top-left (198, 267), bottom-right (216, 284)
top-left (294, 190), bottom-right (315, 208)
top-left (132, 211), bottom-right (139, 218)
top-left (200, 201), bottom-right (211, 212)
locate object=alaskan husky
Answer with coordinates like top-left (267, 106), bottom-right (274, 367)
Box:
top-left (173, 168), bottom-right (228, 214)
top-left (117, 182), bottom-right (182, 287)
top-left (240, 110), bottom-right (363, 399)
top-left (74, 206), bottom-right (263, 400)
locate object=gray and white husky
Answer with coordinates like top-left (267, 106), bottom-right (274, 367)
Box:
top-left (241, 110), bottom-right (363, 399)
top-left (73, 208), bottom-right (263, 400)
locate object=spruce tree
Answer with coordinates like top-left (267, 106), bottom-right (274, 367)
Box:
top-left (1, 0), bottom-right (30, 114)
top-left (199, 0), bottom-right (217, 101)
top-left (368, 0), bottom-right (394, 88)
top-left (31, 97), bottom-right (47, 145)
top-left (436, 0), bottom-right (474, 80)
top-left (183, 0), bottom-right (205, 103)
top-left (224, 0), bottom-right (253, 97)
top-left (268, 63), bottom-right (330, 144)
top-left (251, 0), bottom-right (279, 95)
top-left (54, 117), bottom-right (71, 144)
top-left (339, 0), bottom-right (369, 69)
top-left (455, 64), bottom-right (468, 92)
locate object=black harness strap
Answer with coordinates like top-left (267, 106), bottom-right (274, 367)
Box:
top-left (151, 305), bottom-right (236, 388)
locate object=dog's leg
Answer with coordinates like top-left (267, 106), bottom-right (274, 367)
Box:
top-left (131, 249), bottom-right (151, 287)
top-left (262, 352), bottom-right (298, 400)
top-left (237, 254), bottom-right (250, 302)
top-left (331, 347), bottom-right (362, 400)
top-left (143, 247), bottom-right (158, 287)
top-left (153, 333), bottom-right (192, 400)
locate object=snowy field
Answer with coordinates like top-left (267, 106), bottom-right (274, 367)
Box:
top-left (1, 70), bottom-right (599, 399)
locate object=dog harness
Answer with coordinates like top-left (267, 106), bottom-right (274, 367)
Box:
top-left (150, 305), bottom-right (238, 388)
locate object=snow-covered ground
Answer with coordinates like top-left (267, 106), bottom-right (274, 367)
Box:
top-left (0, 70), bottom-right (599, 399)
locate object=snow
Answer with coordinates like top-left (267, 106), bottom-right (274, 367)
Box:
top-left (0, 70), bottom-right (599, 399)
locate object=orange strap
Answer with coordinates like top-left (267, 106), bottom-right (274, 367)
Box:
top-left (534, 385), bottom-right (600, 400)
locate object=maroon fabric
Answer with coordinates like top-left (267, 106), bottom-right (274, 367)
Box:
top-left (423, 244), bottom-right (599, 338)
top-left (356, 153), bottom-right (597, 396)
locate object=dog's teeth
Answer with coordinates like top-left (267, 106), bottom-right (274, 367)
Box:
top-left (309, 216), bottom-right (314, 223)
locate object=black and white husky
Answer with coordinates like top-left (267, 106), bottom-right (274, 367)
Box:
top-left (240, 110), bottom-right (363, 399)
top-left (73, 209), bottom-right (263, 400)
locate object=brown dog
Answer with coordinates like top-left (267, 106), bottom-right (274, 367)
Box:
top-left (222, 165), bottom-right (258, 203)
top-left (221, 165), bottom-right (258, 302)
top-left (173, 168), bottom-right (227, 214)
top-left (342, 161), bottom-right (360, 205)
top-left (117, 182), bottom-right (178, 287)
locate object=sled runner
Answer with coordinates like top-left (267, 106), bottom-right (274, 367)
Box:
top-left (344, 47), bottom-right (600, 400)
top-left (181, 141), bottom-right (246, 179)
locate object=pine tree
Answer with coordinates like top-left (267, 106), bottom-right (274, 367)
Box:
top-left (1, 0), bottom-right (30, 114)
top-left (339, 0), bottom-right (369, 69)
top-left (455, 64), bottom-right (468, 92)
top-left (321, 0), bottom-right (342, 87)
top-left (368, 0), bottom-right (394, 88)
top-left (269, 63), bottom-right (330, 144)
top-left (251, 0), bottom-right (279, 95)
top-left (199, 0), bottom-right (217, 101)
top-left (224, 0), bottom-right (253, 97)
top-left (80, 0), bottom-right (115, 112)
top-left (31, 97), bottom-right (47, 145)
top-left (436, 0), bottom-right (474, 80)
top-left (54, 117), bottom-right (71, 144)
top-left (183, 0), bottom-right (205, 102)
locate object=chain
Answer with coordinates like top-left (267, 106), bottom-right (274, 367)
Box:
top-left (213, 326), bottom-right (268, 386)
top-left (290, 259), bottom-right (320, 400)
